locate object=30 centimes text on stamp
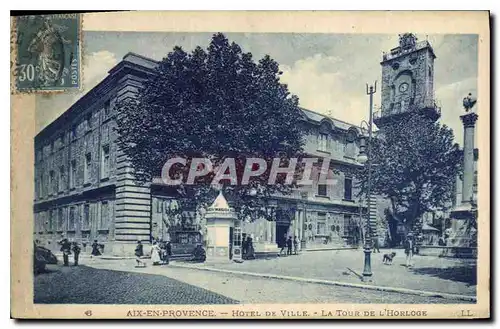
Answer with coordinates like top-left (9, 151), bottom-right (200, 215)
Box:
top-left (13, 14), bottom-right (81, 93)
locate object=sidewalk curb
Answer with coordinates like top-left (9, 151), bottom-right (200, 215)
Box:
top-left (168, 263), bottom-right (476, 302)
top-left (304, 247), bottom-right (357, 252)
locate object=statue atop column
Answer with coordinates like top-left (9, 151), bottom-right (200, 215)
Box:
top-left (463, 93), bottom-right (477, 113)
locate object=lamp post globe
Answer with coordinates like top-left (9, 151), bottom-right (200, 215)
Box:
top-left (357, 153), bottom-right (368, 164)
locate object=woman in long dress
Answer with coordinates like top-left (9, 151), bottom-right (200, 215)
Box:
top-left (150, 242), bottom-right (161, 266)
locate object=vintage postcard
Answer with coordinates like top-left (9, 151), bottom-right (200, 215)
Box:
top-left (11, 11), bottom-right (490, 319)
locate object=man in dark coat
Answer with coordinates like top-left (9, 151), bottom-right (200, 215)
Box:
top-left (58, 238), bottom-right (71, 266)
top-left (404, 233), bottom-right (415, 268)
top-left (91, 240), bottom-right (102, 256)
top-left (135, 240), bottom-right (146, 267)
top-left (72, 242), bottom-right (81, 266)
top-left (246, 236), bottom-right (255, 259)
top-left (286, 236), bottom-right (293, 256)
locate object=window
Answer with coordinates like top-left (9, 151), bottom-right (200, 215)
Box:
top-left (102, 124), bottom-right (109, 143)
top-left (318, 133), bottom-right (328, 152)
top-left (58, 166), bottom-right (65, 192)
top-left (70, 160), bottom-right (77, 188)
top-left (233, 226), bottom-right (242, 247)
top-left (84, 153), bottom-right (91, 184)
top-left (34, 213), bottom-right (39, 233)
top-left (71, 125), bottom-right (77, 140)
top-left (35, 172), bottom-right (42, 199)
top-left (317, 172), bottom-right (327, 197)
top-left (157, 198), bottom-right (163, 213)
top-left (316, 212), bottom-right (327, 235)
top-left (57, 208), bottom-right (64, 231)
top-left (100, 201), bottom-right (109, 230)
top-left (83, 204), bottom-right (90, 230)
top-left (317, 184), bottom-right (327, 196)
top-left (47, 210), bottom-right (54, 232)
top-left (39, 173), bottom-right (44, 197)
top-left (101, 145), bottom-right (110, 179)
top-left (85, 113), bottom-right (92, 131)
top-left (344, 131), bottom-right (357, 159)
top-left (60, 133), bottom-right (66, 147)
top-left (49, 170), bottom-right (55, 195)
top-left (344, 177), bottom-right (353, 200)
top-left (104, 99), bottom-right (111, 117)
top-left (68, 206), bottom-right (76, 231)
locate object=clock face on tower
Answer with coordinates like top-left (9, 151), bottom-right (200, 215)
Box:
top-left (399, 82), bottom-right (409, 93)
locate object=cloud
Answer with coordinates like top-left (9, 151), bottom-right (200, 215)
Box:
top-left (280, 54), bottom-right (344, 113)
top-left (82, 50), bottom-right (119, 90)
top-left (435, 77), bottom-right (478, 145)
top-left (280, 52), bottom-right (377, 126)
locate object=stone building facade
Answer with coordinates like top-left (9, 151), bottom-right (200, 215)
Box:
top-left (34, 52), bottom-right (366, 256)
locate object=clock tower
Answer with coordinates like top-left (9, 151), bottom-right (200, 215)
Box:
top-left (374, 33), bottom-right (441, 127)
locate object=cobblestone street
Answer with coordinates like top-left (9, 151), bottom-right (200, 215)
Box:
top-left (34, 265), bottom-right (237, 304)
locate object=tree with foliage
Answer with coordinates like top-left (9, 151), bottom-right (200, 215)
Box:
top-left (116, 33), bottom-right (306, 223)
top-left (354, 112), bottom-right (462, 236)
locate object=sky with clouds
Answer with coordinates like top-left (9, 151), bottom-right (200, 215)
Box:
top-left (36, 32), bottom-right (478, 145)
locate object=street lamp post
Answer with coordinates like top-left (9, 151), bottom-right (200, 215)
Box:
top-left (357, 81), bottom-right (377, 281)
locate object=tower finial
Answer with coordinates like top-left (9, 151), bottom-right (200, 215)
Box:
top-left (399, 33), bottom-right (417, 50)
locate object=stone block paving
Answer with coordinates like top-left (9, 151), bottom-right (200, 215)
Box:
top-left (34, 264), bottom-right (237, 304)
top-left (185, 249), bottom-right (477, 296)
top-left (86, 259), bottom-right (470, 304)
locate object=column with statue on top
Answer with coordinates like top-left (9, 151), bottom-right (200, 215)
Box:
top-left (448, 93), bottom-right (478, 248)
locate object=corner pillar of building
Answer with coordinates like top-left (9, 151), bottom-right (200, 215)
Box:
top-left (109, 154), bottom-right (152, 256)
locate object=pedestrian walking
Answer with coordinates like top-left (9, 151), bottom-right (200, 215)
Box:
top-left (293, 236), bottom-right (299, 255)
top-left (91, 240), bottom-right (102, 257)
top-left (404, 233), bottom-right (415, 268)
top-left (150, 241), bottom-right (161, 266)
top-left (164, 241), bottom-right (172, 265)
top-left (72, 242), bottom-right (81, 266)
top-left (242, 235), bottom-right (248, 259)
top-left (135, 240), bottom-right (146, 268)
top-left (246, 236), bottom-right (255, 259)
top-left (58, 237), bottom-right (71, 266)
top-left (373, 238), bottom-right (380, 253)
top-left (160, 240), bottom-right (170, 265)
top-left (279, 234), bottom-right (287, 256)
top-left (286, 236), bottom-right (293, 256)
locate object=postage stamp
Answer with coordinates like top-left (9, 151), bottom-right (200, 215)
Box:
top-left (10, 11), bottom-right (490, 320)
top-left (13, 14), bottom-right (81, 92)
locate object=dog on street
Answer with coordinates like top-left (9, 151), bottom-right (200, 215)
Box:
top-left (382, 252), bottom-right (397, 265)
